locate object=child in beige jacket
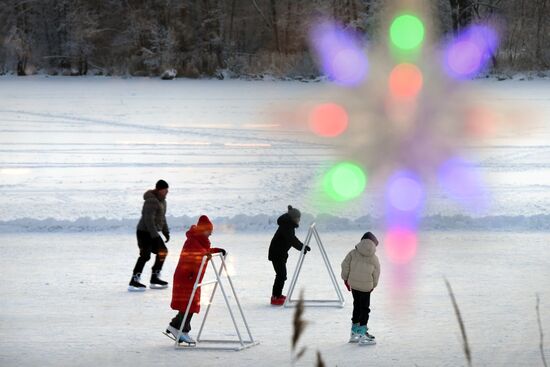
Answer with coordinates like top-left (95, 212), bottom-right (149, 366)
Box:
top-left (341, 232), bottom-right (380, 346)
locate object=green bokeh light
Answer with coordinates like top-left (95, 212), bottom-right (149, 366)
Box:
top-left (390, 14), bottom-right (425, 50)
top-left (323, 162), bottom-right (367, 201)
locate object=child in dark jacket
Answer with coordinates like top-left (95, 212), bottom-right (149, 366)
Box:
top-left (341, 231), bottom-right (380, 346)
top-left (268, 205), bottom-right (310, 306)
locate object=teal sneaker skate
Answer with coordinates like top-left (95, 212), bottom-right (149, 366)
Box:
top-left (349, 323), bottom-right (361, 343)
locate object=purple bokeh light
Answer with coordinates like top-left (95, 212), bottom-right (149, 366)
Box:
top-left (384, 170), bottom-right (425, 231)
top-left (386, 170), bottom-right (425, 212)
top-left (437, 156), bottom-right (487, 212)
top-left (443, 24), bottom-right (499, 79)
top-left (310, 21), bottom-right (368, 86)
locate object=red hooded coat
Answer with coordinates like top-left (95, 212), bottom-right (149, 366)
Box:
top-left (170, 224), bottom-right (221, 314)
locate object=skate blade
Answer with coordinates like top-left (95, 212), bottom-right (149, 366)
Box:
top-left (163, 332), bottom-right (196, 346)
top-left (150, 284), bottom-right (168, 289)
top-left (359, 340), bottom-right (377, 346)
top-left (128, 286), bottom-right (146, 292)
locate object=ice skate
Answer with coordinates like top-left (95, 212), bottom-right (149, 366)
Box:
top-left (349, 323), bottom-right (361, 343)
top-left (150, 271), bottom-right (168, 289)
top-left (270, 296), bottom-right (285, 306)
top-left (128, 273), bottom-right (146, 292)
top-left (164, 325), bottom-right (196, 345)
top-left (357, 326), bottom-right (376, 346)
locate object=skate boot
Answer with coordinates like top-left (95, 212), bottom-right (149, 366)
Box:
top-left (357, 326), bottom-right (376, 346)
top-left (349, 323), bottom-right (361, 343)
top-left (270, 296), bottom-right (285, 306)
top-left (128, 273), bottom-right (146, 292)
top-left (165, 325), bottom-right (196, 345)
top-left (150, 271), bottom-right (168, 289)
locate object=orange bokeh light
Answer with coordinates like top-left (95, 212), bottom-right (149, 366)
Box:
top-left (388, 63), bottom-right (423, 100)
top-left (308, 103), bottom-right (349, 137)
top-left (465, 106), bottom-right (498, 137)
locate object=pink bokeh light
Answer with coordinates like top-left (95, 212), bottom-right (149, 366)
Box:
top-left (384, 228), bottom-right (418, 265)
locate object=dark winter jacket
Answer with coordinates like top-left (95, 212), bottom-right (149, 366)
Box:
top-left (268, 213), bottom-right (304, 262)
top-left (136, 190), bottom-right (169, 238)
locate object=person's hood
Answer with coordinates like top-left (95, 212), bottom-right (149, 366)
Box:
top-left (186, 225), bottom-right (211, 248)
top-left (277, 213), bottom-right (298, 228)
top-left (144, 189), bottom-right (164, 202)
top-left (355, 239), bottom-right (376, 257)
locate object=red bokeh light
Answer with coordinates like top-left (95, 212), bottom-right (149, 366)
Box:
top-left (384, 228), bottom-right (418, 264)
top-left (308, 103), bottom-right (349, 137)
top-left (388, 63), bottom-right (423, 100)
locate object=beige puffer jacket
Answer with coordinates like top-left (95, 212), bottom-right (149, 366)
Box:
top-left (341, 239), bottom-right (380, 292)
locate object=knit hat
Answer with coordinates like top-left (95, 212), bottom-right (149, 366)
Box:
top-left (197, 215), bottom-right (214, 233)
top-left (287, 205), bottom-right (301, 221)
top-left (361, 231), bottom-right (379, 246)
top-left (155, 179), bottom-right (169, 190)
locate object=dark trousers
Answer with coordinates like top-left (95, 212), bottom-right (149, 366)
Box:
top-left (271, 260), bottom-right (287, 297)
top-left (170, 312), bottom-right (194, 333)
top-left (352, 289), bottom-right (371, 326)
top-left (132, 230), bottom-right (168, 275)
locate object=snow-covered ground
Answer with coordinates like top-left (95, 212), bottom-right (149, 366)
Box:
top-left (1, 231), bottom-right (549, 366)
top-left (0, 77), bottom-right (549, 366)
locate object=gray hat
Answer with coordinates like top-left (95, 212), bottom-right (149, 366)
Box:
top-left (287, 205), bottom-right (301, 221)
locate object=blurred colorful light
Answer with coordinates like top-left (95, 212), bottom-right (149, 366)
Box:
top-left (389, 63), bottom-right (423, 100)
top-left (465, 106), bottom-right (498, 137)
top-left (323, 162), bottom-right (367, 201)
top-left (308, 103), bottom-right (349, 137)
top-left (386, 170), bottom-right (425, 212)
top-left (310, 22), bottom-right (369, 86)
top-left (390, 14), bottom-right (425, 51)
top-left (384, 228), bottom-right (418, 264)
top-left (437, 156), bottom-right (487, 211)
top-left (444, 24), bottom-right (499, 79)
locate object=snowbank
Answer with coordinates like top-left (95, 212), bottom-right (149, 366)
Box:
top-left (1, 213), bottom-right (549, 233)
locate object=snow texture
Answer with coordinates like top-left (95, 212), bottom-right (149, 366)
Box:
top-left (0, 231), bottom-right (549, 366)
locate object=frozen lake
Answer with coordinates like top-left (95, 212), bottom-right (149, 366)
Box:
top-left (0, 77), bottom-right (549, 230)
top-left (0, 77), bottom-right (549, 366)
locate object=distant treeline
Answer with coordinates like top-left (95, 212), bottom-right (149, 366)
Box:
top-left (0, 0), bottom-right (548, 78)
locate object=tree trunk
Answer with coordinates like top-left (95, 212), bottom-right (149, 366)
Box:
top-left (270, 0), bottom-right (280, 53)
top-left (284, 0), bottom-right (291, 55)
top-left (535, 0), bottom-right (548, 66)
top-left (449, 0), bottom-right (474, 34)
top-left (229, 0), bottom-right (236, 46)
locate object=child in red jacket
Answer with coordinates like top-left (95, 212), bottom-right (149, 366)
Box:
top-left (165, 215), bottom-right (226, 344)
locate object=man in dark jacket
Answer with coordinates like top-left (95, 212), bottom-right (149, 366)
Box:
top-left (128, 180), bottom-right (171, 291)
top-left (268, 205), bottom-right (310, 305)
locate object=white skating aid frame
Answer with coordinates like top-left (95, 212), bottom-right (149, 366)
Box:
top-left (173, 253), bottom-right (259, 351)
top-left (284, 223), bottom-right (345, 308)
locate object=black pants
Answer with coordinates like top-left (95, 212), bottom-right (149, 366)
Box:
top-left (170, 312), bottom-right (194, 333)
top-left (271, 260), bottom-right (287, 297)
top-left (352, 289), bottom-right (371, 326)
top-left (132, 230), bottom-right (168, 275)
